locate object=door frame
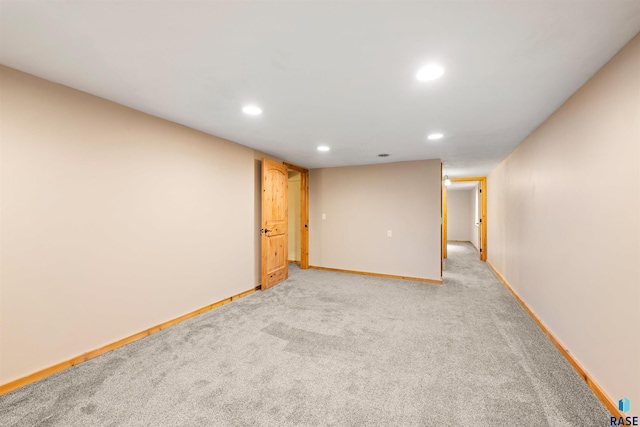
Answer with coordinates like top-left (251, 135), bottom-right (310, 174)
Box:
top-left (284, 162), bottom-right (309, 269)
top-left (442, 176), bottom-right (487, 262)
top-left (442, 176), bottom-right (448, 261)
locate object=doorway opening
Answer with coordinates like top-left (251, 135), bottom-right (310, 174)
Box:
top-left (442, 177), bottom-right (487, 262)
top-left (285, 162), bottom-right (309, 270)
top-left (260, 159), bottom-right (309, 291)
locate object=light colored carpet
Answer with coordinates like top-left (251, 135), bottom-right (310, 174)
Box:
top-left (0, 242), bottom-right (609, 426)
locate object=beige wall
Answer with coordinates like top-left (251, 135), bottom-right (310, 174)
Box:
top-left (447, 190), bottom-right (472, 242)
top-left (288, 173), bottom-right (301, 261)
top-left (487, 34), bottom-right (640, 407)
top-left (0, 67), bottom-right (257, 384)
top-left (469, 184), bottom-right (480, 250)
top-left (309, 160), bottom-right (442, 281)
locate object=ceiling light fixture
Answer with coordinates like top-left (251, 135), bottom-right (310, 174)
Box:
top-left (428, 133), bottom-right (444, 140)
top-left (443, 175), bottom-right (451, 186)
top-left (378, 154), bottom-right (390, 157)
top-left (242, 105), bottom-right (262, 115)
top-left (416, 64), bottom-right (444, 81)
top-left (317, 145), bottom-right (330, 152)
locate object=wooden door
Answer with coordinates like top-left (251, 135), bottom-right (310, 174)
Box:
top-left (261, 159), bottom-right (288, 290)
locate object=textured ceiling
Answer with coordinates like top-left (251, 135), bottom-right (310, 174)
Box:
top-left (1, 1), bottom-right (638, 176)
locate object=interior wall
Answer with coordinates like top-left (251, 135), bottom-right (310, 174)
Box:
top-left (288, 172), bottom-right (301, 261)
top-left (469, 184), bottom-right (480, 250)
top-left (447, 190), bottom-right (472, 242)
top-left (0, 66), bottom-right (256, 385)
top-left (309, 160), bottom-right (441, 281)
top-left (487, 34), bottom-right (640, 408)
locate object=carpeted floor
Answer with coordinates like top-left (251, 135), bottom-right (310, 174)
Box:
top-left (0, 242), bottom-right (609, 426)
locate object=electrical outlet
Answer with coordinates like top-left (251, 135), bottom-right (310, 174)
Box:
top-left (387, 230), bottom-right (392, 237)
top-left (322, 213), bottom-right (327, 220)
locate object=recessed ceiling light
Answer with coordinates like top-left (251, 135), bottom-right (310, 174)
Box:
top-left (427, 133), bottom-right (444, 140)
top-left (416, 64), bottom-right (444, 81)
top-left (317, 146), bottom-right (330, 152)
top-left (242, 105), bottom-right (262, 115)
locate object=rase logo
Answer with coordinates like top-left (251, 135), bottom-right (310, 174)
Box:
top-left (611, 398), bottom-right (638, 426)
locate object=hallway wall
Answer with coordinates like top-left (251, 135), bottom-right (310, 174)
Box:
top-left (288, 172), bottom-right (301, 261)
top-left (447, 190), bottom-right (472, 242)
top-left (469, 185), bottom-right (480, 250)
top-left (310, 160), bottom-right (441, 281)
top-left (487, 34), bottom-right (640, 407)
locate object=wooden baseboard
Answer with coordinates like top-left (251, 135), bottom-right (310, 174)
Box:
top-left (0, 285), bottom-right (261, 396)
top-left (309, 265), bottom-right (442, 284)
top-left (288, 260), bottom-right (300, 264)
top-left (486, 261), bottom-right (623, 419)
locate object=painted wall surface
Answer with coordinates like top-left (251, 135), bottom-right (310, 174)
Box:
top-left (487, 34), bottom-right (640, 407)
top-left (309, 160), bottom-right (441, 281)
top-left (0, 67), bottom-right (256, 384)
top-left (470, 184), bottom-right (480, 250)
top-left (447, 190), bottom-right (472, 242)
top-left (288, 173), bottom-right (301, 261)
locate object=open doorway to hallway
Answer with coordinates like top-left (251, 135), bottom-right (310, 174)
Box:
top-left (285, 162), bottom-right (309, 270)
top-left (442, 177), bottom-right (487, 262)
top-left (288, 169), bottom-right (302, 265)
top-left (447, 182), bottom-right (480, 254)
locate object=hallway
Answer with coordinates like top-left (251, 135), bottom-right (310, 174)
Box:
top-left (442, 242), bottom-right (609, 425)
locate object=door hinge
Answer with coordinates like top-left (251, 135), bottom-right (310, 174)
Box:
top-left (480, 248), bottom-right (483, 252)
top-left (479, 219), bottom-right (482, 223)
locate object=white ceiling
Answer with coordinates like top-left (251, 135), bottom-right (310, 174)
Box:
top-left (447, 181), bottom-right (478, 192)
top-left (1, 1), bottom-right (639, 177)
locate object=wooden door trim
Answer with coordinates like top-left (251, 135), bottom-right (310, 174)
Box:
top-left (285, 162), bottom-right (309, 270)
top-left (479, 178), bottom-right (487, 261)
top-left (444, 177), bottom-right (487, 262)
top-left (442, 182), bottom-right (448, 259)
top-left (299, 169), bottom-right (309, 269)
top-left (283, 162), bottom-right (308, 174)
top-left (449, 176), bottom-right (486, 182)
